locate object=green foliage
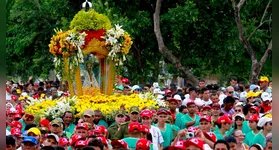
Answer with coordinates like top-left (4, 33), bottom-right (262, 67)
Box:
top-left (70, 9), bottom-right (112, 30)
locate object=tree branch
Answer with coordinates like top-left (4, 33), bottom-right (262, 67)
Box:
top-left (260, 39), bottom-right (272, 65)
top-left (232, 0), bottom-right (256, 60)
top-left (247, 0), bottom-right (272, 41)
top-left (153, 0), bottom-right (198, 85)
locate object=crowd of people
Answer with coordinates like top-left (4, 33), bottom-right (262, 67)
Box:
top-left (6, 76), bottom-right (272, 150)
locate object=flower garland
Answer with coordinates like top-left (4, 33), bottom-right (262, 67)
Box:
top-left (102, 24), bottom-right (133, 66)
top-left (25, 94), bottom-right (159, 121)
top-left (49, 29), bottom-right (86, 80)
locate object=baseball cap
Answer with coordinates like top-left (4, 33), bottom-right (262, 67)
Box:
top-left (200, 115), bottom-right (211, 122)
top-left (9, 121), bottom-right (22, 130)
top-left (27, 127), bottom-right (41, 136)
top-left (116, 109), bottom-right (126, 116)
top-left (217, 115), bottom-right (233, 124)
top-left (259, 76), bottom-right (269, 82)
top-left (234, 113), bottom-right (245, 120)
top-left (136, 138), bottom-right (152, 149)
top-left (169, 140), bottom-right (185, 150)
top-left (261, 92), bottom-right (271, 101)
top-left (257, 116), bottom-right (272, 127)
top-left (46, 133), bottom-right (59, 143)
top-left (40, 119), bottom-right (50, 127)
top-left (211, 103), bottom-right (221, 109)
top-left (50, 119), bottom-right (62, 127)
top-left (165, 90), bottom-right (172, 95)
top-left (22, 136), bottom-right (37, 145)
top-left (202, 106), bottom-right (211, 111)
top-left (93, 126), bottom-right (107, 135)
top-left (153, 88), bottom-right (163, 94)
top-left (235, 102), bottom-right (244, 107)
top-left (140, 125), bottom-right (150, 134)
top-left (76, 123), bottom-right (88, 130)
top-left (69, 135), bottom-right (84, 146)
top-left (132, 85), bottom-right (141, 91)
top-left (111, 140), bottom-right (129, 149)
top-left (129, 106), bottom-right (140, 113)
top-left (246, 91), bottom-right (256, 99)
top-left (128, 122), bottom-right (141, 132)
top-left (75, 140), bottom-right (87, 147)
top-left (59, 138), bottom-right (68, 146)
top-left (184, 138), bottom-right (204, 150)
top-left (168, 98), bottom-right (179, 104)
top-left (14, 114), bottom-right (22, 119)
top-left (83, 109), bottom-right (94, 117)
top-left (140, 110), bottom-right (153, 118)
top-left (249, 106), bottom-right (260, 113)
top-left (249, 84), bottom-right (258, 91)
top-left (186, 101), bottom-right (196, 106)
top-left (248, 114), bottom-right (260, 122)
top-left (157, 109), bottom-right (169, 115)
top-left (203, 132), bottom-right (217, 143)
top-left (173, 95), bottom-right (182, 101)
top-left (10, 128), bottom-right (22, 137)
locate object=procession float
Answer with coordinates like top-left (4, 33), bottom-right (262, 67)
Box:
top-left (24, 1), bottom-right (164, 122)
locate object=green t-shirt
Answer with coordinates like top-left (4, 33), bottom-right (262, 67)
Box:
top-left (242, 121), bottom-right (251, 134)
top-left (155, 123), bottom-right (175, 148)
top-left (244, 130), bottom-right (260, 146)
top-left (174, 112), bottom-right (185, 129)
top-left (19, 119), bottom-right (26, 133)
top-left (181, 114), bottom-right (200, 129)
top-left (64, 123), bottom-right (76, 135)
top-left (96, 119), bottom-right (109, 128)
top-left (122, 137), bottom-right (139, 150)
top-left (213, 128), bottom-right (225, 140)
top-left (250, 131), bottom-right (266, 147)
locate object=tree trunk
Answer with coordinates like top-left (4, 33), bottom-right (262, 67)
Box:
top-left (232, 0), bottom-right (272, 84)
top-left (133, 44), bottom-right (144, 84)
top-left (153, 0), bottom-right (198, 85)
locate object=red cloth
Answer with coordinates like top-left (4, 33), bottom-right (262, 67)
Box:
top-left (260, 104), bottom-right (271, 113)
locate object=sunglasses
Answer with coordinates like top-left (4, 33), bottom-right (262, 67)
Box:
top-left (228, 91), bottom-right (234, 94)
top-left (235, 109), bottom-right (242, 112)
top-left (235, 118), bottom-right (244, 121)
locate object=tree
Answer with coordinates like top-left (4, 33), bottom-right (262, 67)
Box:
top-left (231, 0), bottom-right (272, 83)
top-left (153, 0), bottom-right (199, 85)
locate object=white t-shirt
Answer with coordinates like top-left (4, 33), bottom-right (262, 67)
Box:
top-left (182, 97), bottom-right (203, 106)
top-left (219, 94), bottom-right (227, 105)
top-left (201, 99), bottom-right (212, 106)
top-left (150, 125), bottom-right (164, 150)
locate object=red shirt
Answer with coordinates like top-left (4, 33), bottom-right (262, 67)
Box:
top-left (260, 104), bottom-right (271, 113)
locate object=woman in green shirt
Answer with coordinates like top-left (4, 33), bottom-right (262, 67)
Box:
top-left (244, 114), bottom-right (260, 146)
top-left (213, 115), bottom-right (233, 140)
top-left (250, 116), bottom-right (272, 147)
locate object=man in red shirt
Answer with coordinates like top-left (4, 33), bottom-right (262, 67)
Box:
top-left (260, 92), bottom-right (272, 113)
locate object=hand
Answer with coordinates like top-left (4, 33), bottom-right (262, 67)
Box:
top-left (195, 129), bottom-right (205, 142)
top-left (28, 76), bottom-right (33, 80)
top-left (192, 120), bottom-right (196, 124)
top-left (178, 129), bottom-right (187, 138)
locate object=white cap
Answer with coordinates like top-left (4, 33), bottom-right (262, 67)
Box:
top-left (235, 102), bottom-right (243, 107)
top-left (261, 92), bottom-right (271, 101)
top-left (173, 94), bottom-right (182, 101)
top-left (153, 82), bottom-right (159, 88)
top-left (153, 88), bottom-right (163, 94)
top-left (234, 113), bottom-right (245, 119)
top-left (257, 116), bottom-right (272, 127)
top-left (47, 133), bottom-right (59, 143)
top-left (131, 85), bottom-right (141, 91)
top-left (21, 92), bottom-right (28, 97)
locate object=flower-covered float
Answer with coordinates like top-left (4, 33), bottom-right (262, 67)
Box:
top-left (25, 4), bottom-right (165, 122)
